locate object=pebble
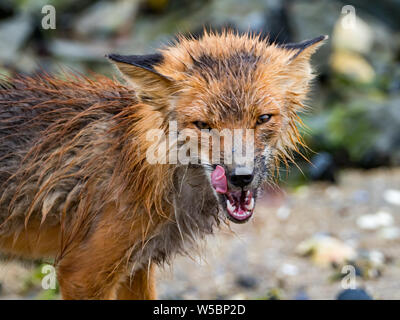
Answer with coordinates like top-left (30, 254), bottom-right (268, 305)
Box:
top-left (368, 250), bottom-right (385, 267)
top-left (356, 211), bottom-right (394, 230)
top-left (383, 189), bottom-right (400, 206)
top-left (296, 234), bottom-right (356, 267)
top-left (280, 263), bottom-right (299, 276)
top-left (378, 226), bottom-right (400, 240)
top-left (276, 205), bottom-right (291, 220)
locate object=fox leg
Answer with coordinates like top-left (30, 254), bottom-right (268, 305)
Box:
top-left (116, 264), bottom-right (157, 300)
top-left (56, 204), bottom-right (135, 300)
top-left (57, 248), bottom-right (124, 300)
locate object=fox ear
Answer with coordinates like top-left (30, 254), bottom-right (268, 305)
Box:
top-left (277, 35), bottom-right (328, 98)
top-left (279, 35), bottom-right (328, 61)
top-left (108, 53), bottom-right (174, 103)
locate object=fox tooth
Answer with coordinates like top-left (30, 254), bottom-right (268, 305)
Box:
top-left (244, 190), bottom-right (251, 203)
top-left (227, 200), bottom-right (235, 213)
top-left (245, 197), bottom-right (255, 210)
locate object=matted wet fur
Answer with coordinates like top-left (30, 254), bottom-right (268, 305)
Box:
top-left (0, 30), bottom-right (326, 299)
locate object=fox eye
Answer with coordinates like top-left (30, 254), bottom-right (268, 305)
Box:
top-left (193, 121), bottom-right (211, 130)
top-left (257, 114), bottom-right (272, 125)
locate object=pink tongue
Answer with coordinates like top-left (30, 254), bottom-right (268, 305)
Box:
top-left (211, 165), bottom-right (227, 194)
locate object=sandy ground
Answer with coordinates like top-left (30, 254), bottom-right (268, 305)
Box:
top-left (157, 168), bottom-right (400, 300)
top-left (1, 168), bottom-right (400, 299)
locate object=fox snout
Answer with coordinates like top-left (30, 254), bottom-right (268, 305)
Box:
top-left (228, 166), bottom-right (254, 189)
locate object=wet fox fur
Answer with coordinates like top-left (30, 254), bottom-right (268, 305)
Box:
top-left (0, 31), bottom-right (326, 299)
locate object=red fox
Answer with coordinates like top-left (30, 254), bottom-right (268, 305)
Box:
top-left (0, 30), bottom-right (326, 299)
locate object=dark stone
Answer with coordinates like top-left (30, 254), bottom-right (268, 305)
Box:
top-left (309, 152), bottom-right (336, 182)
top-left (294, 288), bottom-right (309, 300)
top-left (235, 274), bottom-right (258, 289)
top-left (336, 288), bottom-right (373, 300)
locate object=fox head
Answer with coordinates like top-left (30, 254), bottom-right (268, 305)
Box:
top-left (109, 31), bottom-right (327, 224)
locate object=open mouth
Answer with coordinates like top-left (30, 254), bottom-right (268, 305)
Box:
top-left (211, 165), bottom-right (255, 223)
top-left (224, 189), bottom-right (255, 222)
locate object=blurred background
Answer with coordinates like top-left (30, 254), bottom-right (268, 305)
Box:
top-left (0, 0), bottom-right (400, 300)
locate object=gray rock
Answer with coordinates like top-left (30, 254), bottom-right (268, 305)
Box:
top-left (0, 13), bottom-right (33, 63)
top-left (74, 0), bottom-right (139, 38)
top-left (48, 39), bottom-right (110, 62)
top-left (368, 98), bottom-right (400, 165)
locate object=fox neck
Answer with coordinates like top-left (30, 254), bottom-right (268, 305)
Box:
top-left (118, 105), bottom-right (220, 265)
top-left (126, 163), bottom-right (221, 269)
top-left (114, 103), bottom-right (171, 219)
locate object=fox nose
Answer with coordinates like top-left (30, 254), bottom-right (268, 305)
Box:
top-left (230, 167), bottom-right (254, 188)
